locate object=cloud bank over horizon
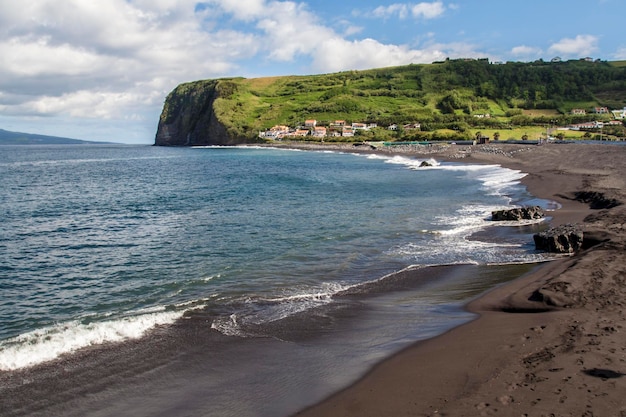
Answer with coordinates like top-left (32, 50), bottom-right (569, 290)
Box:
top-left (0, 0), bottom-right (622, 143)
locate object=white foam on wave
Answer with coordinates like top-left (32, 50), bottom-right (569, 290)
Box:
top-left (432, 203), bottom-right (496, 236)
top-left (475, 166), bottom-right (527, 197)
top-left (364, 153), bottom-right (525, 197)
top-left (401, 196), bottom-right (548, 265)
top-left (260, 282), bottom-right (346, 304)
top-left (366, 153), bottom-right (440, 169)
top-left (427, 163), bottom-right (527, 199)
top-left (394, 200), bottom-right (550, 264)
top-left (211, 313), bottom-right (242, 337)
top-left (390, 233), bottom-right (546, 266)
top-left (210, 282), bottom-right (348, 337)
top-left (361, 154), bottom-right (543, 265)
top-left (0, 309), bottom-right (186, 371)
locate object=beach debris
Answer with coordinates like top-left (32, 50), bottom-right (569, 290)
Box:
top-left (533, 224), bottom-right (584, 253)
top-left (492, 206), bottom-right (545, 221)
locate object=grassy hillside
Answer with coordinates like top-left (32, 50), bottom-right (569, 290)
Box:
top-left (171, 59), bottom-right (626, 143)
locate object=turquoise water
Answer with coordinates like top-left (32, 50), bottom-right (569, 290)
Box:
top-left (0, 144), bottom-right (551, 416)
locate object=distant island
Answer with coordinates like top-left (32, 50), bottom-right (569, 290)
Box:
top-left (155, 58), bottom-right (626, 146)
top-left (0, 129), bottom-right (113, 145)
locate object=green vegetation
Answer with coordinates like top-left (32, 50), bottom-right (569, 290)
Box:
top-left (175, 58), bottom-right (626, 142)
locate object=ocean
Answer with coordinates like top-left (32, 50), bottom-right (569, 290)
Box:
top-left (0, 144), bottom-right (554, 416)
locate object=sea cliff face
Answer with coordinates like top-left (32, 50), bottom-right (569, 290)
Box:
top-left (154, 80), bottom-right (244, 146)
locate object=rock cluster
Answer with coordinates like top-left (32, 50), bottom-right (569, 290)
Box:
top-left (491, 206), bottom-right (545, 221)
top-left (533, 224), bottom-right (584, 253)
top-left (571, 191), bottom-right (621, 209)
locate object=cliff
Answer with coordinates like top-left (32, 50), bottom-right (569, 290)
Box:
top-left (154, 60), bottom-right (626, 146)
top-left (154, 79), bottom-right (248, 146)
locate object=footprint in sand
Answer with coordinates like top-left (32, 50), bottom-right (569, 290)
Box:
top-left (497, 395), bottom-right (514, 405)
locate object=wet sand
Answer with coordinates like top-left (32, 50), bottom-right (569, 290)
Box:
top-left (293, 142), bottom-right (626, 416)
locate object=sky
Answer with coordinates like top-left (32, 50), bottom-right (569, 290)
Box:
top-left (1, 0), bottom-right (624, 144)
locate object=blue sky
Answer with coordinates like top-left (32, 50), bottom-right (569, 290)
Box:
top-left (1, 0), bottom-right (624, 144)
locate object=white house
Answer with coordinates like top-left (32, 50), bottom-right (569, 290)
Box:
top-left (568, 121), bottom-right (603, 130)
top-left (312, 127), bottom-right (327, 137)
top-left (611, 107), bottom-right (626, 119)
top-left (260, 125), bottom-right (290, 139)
top-left (342, 127), bottom-right (354, 137)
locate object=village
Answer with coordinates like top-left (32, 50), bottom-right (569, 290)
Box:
top-left (259, 119), bottom-right (422, 140)
top-left (566, 106), bottom-right (626, 130)
top-left (259, 105), bottom-right (626, 141)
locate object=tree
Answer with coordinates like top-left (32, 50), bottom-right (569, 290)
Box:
top-left (437, 90), bottom-right (464, 114)
top-left (395, 125), bottom-right (405, 139)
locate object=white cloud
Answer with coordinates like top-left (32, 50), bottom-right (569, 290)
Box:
top-left (311, 38), bottom-right (443, 72)
top-left (612, 46), bottom-right (626, 60)
top-left (218, 0), bottom-right (453, 69)
top-left (410, 1), bottom-right (446, 19)
top-left (0, 0), bottom-right (476, 143)
top-left (255, 2), bottom-right (333, 61)
top-left (0, 0), bottom-right (261, 140)
top-left (373, 2), bottom-right (446, 20)
top-left (511, 45), bottom-right (543, 58)
top-left (311, 38), bottom-right (485, 73)
top-left (548, 35), bottom-right (599, 57)
top-left (340, 22), bottom-right (364, 37)
top-left (373, 4), bottom-right (409, 19)
top-left (201, 0), bottom-right (267, 21)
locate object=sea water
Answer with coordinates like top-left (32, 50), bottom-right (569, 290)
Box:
top-left (0, 144), bottom-right (552, 416)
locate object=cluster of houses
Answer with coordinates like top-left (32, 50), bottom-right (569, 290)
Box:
top-left (259, 106), bottom-right (625, 140)
top-left (259, 120), bottom-right (420, 140)
top-left (566, 120), bottom-right (623, 130)
top-left (566, 106), bottom-right (626, 131)
top-left (570, 106), bottom-right (626, 119)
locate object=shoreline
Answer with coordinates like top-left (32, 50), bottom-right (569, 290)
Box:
top-left (292, 142), bottom-right (626, 416)
top-left (2, 142), bottom-right (623, 416)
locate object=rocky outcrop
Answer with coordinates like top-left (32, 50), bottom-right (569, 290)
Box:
top-left (533, 224), bottom-right (584, 253)
top-left (492, 206), bottom-right (545, 221)
top-left (571, 191), bottom-right (621, 209)
top-left (155, 79), bottom-right (246, 146)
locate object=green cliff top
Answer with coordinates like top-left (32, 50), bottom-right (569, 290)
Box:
top-left (158, 59), bottom-right (626, 144)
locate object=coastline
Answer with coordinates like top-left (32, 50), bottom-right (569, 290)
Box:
top-left (292, 142), bottom-right (626, 416)
top-left (2, 142), bottom-right (624, 416)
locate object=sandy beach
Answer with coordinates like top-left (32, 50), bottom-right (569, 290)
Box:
top-left (290, 142), bottom-right (626, 416)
